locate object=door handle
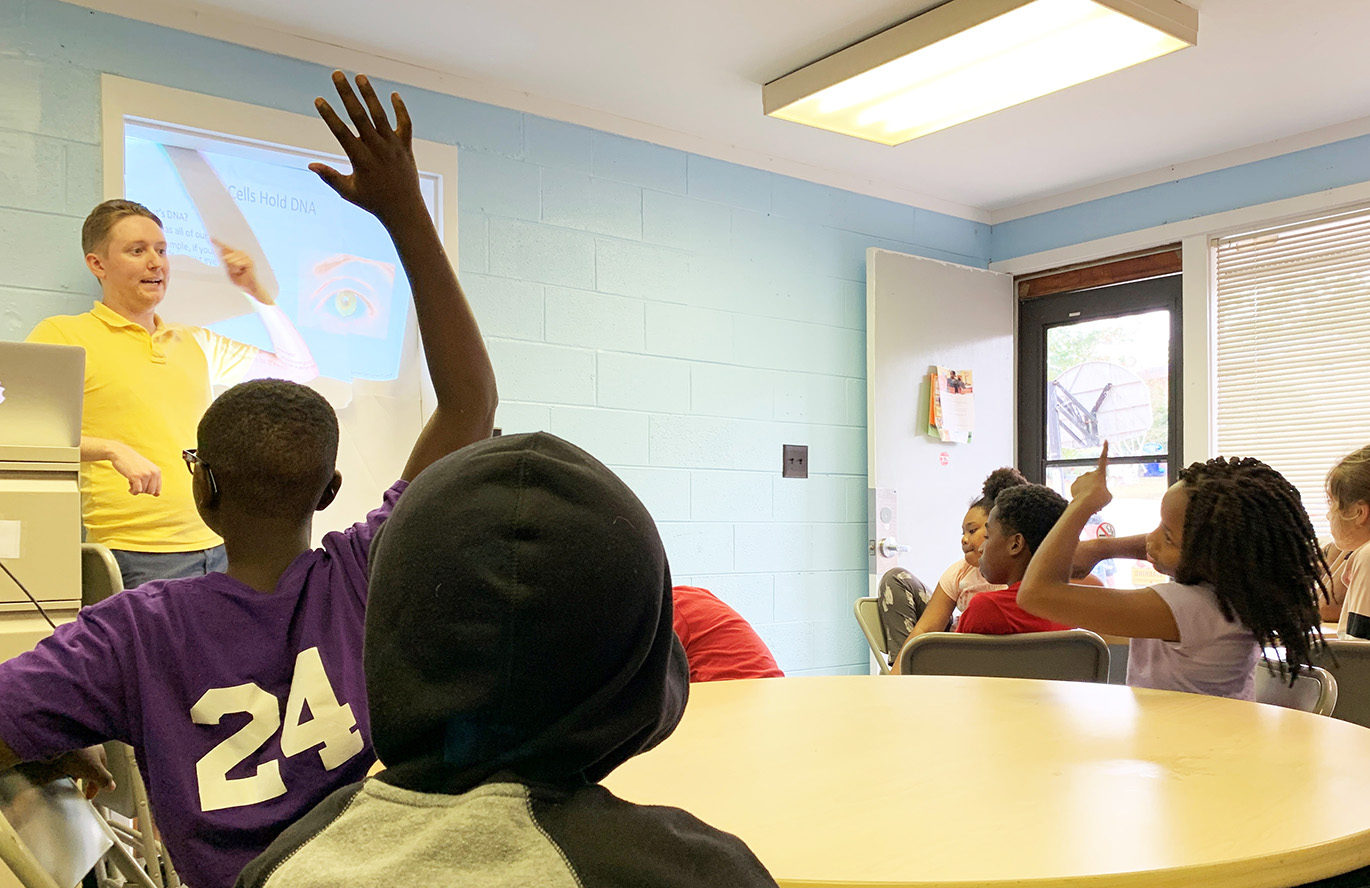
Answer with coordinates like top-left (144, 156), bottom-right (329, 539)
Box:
top-left (877, 537), bottom-right (909, 558)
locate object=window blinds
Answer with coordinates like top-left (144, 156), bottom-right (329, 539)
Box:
top-left (1215, 208), bottom-right (1370, 536)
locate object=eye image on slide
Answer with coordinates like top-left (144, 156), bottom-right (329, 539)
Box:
top-left (301, 254), bottom-right (395, 339)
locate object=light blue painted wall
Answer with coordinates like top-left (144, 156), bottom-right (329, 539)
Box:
top-left (991, 133), bottom-right (1370, 262)
top-left (0, 0), bottom-right (993, 676)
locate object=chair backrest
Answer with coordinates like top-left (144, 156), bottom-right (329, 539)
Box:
top-left (1310, 639), bottom-right (1370, 727)
top-left (0, 771), bottom-right (112, 888)
top-left (79, 545), bottom-right (123, 608)
top-left (853, 597), bottom-right (890, 674)
top-left (1253, 660), bottom-right (1338, 716)
top-left (897, 629), bottom-right (1111, 683)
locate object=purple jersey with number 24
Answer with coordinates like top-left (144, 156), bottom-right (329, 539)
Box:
top-left (0, 481), bottom-right (407, 888)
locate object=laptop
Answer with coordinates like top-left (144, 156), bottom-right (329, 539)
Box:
top-left (0, 341), bottom-right (84, 457)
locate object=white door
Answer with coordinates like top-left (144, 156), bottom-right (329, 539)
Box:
top-left (866, 248), bottom-right (1015, 605)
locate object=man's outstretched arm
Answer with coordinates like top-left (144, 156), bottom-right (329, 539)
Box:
top-left (212, 240), bottom-right (319, 385)
top-left (311, 71), bottom-right (497, 482)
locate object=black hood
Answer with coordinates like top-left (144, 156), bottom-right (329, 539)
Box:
top-left (363, 432), bottom-right (688, 794)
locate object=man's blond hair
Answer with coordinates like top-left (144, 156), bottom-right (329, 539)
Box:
top-left (82, 199), bottom-right (163, 255)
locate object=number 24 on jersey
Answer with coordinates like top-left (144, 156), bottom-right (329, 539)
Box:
top-left (191, 647), bottom-right (364, 813)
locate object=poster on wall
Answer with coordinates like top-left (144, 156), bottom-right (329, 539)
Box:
top-left (927, 365), bottom-right (974, 443)
top-left (122, 120), bottom-right (440, 535)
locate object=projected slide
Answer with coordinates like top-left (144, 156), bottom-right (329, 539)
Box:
top-left (123, 122), bottom-right (438, 387)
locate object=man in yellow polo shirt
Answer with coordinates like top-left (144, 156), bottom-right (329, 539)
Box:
top-left (26, 199), bottom-right (317, 587)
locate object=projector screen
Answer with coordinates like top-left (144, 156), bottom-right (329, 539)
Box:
top-left (103, 76), bottom-right (459, 542)
top-left (123, 120), bottom-right (437, 387)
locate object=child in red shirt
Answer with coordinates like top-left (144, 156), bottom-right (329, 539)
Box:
top-left (957, 485), bottom-right (1074, 635)
top-left (672, 586), bottom-right (784, 681)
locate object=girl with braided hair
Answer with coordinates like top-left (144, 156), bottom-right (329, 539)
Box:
top-left (1327, 445), bottom-right (1370, 639)
top-left (1019, 443), bottom-right (1327, 699)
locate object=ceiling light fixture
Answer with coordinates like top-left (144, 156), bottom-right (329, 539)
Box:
top-left (763, 0), bottom-right (1197, 145)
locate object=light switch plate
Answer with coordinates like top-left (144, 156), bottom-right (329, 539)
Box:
top-left (782, 444), bottom-right (808, 479)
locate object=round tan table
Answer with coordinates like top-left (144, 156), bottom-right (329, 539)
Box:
top-left (603, 675), bottom-right (1370, 888)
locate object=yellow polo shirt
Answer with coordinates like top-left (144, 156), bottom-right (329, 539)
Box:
top-left (26, 302), bottom-right (257, 551)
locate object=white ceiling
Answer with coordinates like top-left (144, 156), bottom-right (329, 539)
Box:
top-left (76, 0), bottom-right (1370, 221)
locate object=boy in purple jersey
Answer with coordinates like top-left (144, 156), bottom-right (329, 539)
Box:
top-left (0, 71), bottom-right (497, 888)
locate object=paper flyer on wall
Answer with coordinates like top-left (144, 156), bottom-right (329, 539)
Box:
top-left (927, 366), bottom-right (974, 443)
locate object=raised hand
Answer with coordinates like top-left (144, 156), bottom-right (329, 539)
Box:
top-left (310, 71), bottom-right (422, 224)
top-left (306, 70), bottom-right (498, 476)
top-left (212, 238), bottom-right (274, 305)
top-left (1070, 441), bottom-right (1113, 515)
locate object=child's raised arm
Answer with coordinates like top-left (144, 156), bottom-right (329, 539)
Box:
top-left (311, 72), bottom-right (497, 482)
top-left (1018, 443), bottom-right (1180, 640)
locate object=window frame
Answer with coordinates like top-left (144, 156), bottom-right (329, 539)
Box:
top-left (1018, 274), bottom-right (1184, 485)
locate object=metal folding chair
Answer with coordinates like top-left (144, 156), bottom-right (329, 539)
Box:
top-left (853, 597), bottom-right (891, 674)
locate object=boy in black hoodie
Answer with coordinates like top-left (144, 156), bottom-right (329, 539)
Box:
top-left (237, 432), bottom-right (777, 888)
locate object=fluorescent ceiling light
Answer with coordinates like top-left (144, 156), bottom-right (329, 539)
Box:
top-left (763, 0), bottom-right (1197, 145)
